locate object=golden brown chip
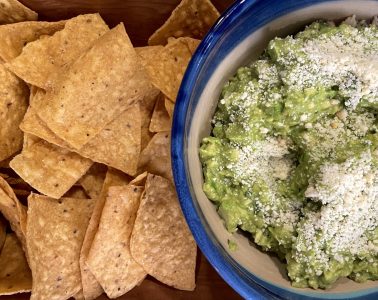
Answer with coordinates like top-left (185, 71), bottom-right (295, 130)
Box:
top-left (10, 140), bottom-right (93, 199)
top-left (34, 24), bottom-right (153, 150)
top-left (130, 171), bottom-right (148, 186)
top-left (0, 20), bottom-right (66, 62)
top-left (64, 186), bottom-right (89, 199)
top-left (148, 0), bottom-right (219, 46)
top-left (0, 177), bottom-right (27, 250)
top-left (144, 37), bottom-right (200, 101)
top-left (27, 194), bottom-right (95, 300)
top-left (165, 97), bottom-right (175, 119)
top-left (80, 168), bottom-right (131, 300)
top-left (79, 164), bottom-right (107, 199)
top-left (149, 93), bottom-right (172, 132)
top-left (0, 0), bottom-right (37, 24)
top-left (138, 131), bottom-right (173, 181)
top-left (0, 233), bottom-right (32, 295)
top-left (0, 63), bottom-right (29, 162)
top-left (7, 14), bottom-right (109, 89)
top-left (22, 132), bottom-right (40, 149)
top-left (0, 215), bottom-right (6, 252)
top-left (135, 45), bottom-right (164, 70)
top-left (130, 174), bottom-right (196, 290)
top-left (87, 185), bottom-right (146, 298)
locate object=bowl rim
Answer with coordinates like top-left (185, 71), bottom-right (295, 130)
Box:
top-left (171, 0), bottom-right (378, 299)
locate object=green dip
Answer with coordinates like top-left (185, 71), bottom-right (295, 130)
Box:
top-left (200, 20), bottom-right (378, 289)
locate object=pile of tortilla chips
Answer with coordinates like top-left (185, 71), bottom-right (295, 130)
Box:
top-left (0, 0), bottom-right (220, 299)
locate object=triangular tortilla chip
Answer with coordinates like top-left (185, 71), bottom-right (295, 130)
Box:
top-left (80, 168), bottom-right (131, 300)
top-left (138, 132), bottom-right (173, 181)
top-left (0, 215), bottom-right (6, 252)
top-left (149, 93), bottom-right (171, 132)
top-left (144, 37), bottom-right (200, 101)
top-left (0, 233), bottom-right (32, 295)
top-left (27, 194), bottom-right (95, 300)
top-left (130, 174), bottom-right (196, 290)
top-left (0, 20), bottom-right (66, 62)
top-left (0, 63), bottom-right (29, 161)
top-left (79, 164), bottom-right (107, 199)
top-left (0, 0), bottom-right (37, 24)
top-left (0, 177), bottom-right (27, 250)
top-left (34, 24), bottom-right (153, 150)
top-left (87, 185), bottom-right (146, 298)
top-left (148, 0), bottom-right (219, 46)
top-left (7, 14), bottom-right (109, 89)
top-left (165, 97), bottom-right (175, 119)
top-left (10, 140), bottom-right (93, 199)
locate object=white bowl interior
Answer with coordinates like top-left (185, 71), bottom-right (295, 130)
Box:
top-left (188, 0), bottom-right (378, 295)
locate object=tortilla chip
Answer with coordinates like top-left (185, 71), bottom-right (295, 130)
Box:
top-left (7, 14), bottom-right (109, 89)
top-left (10, 140), bottom-right (93, 199)
top-left (148, 0), bottom-right (219, 46)
top-left (0, 177), bottom-right (27, 250)
top-left (27, 194), bottom-right (95, 300)
top-left (144, 37), bottom-right (200, 101)
top-left (130, 174), bottom-right (196, 290)
top-left (130, 172), bottom-right (147, 186)
top-left (78, 164), bottom-right (107, 199)
top-left (22, 133), bottom-right (40, 149)
top-left (0, 63), bottom-right (29, 161)
top-left (0, 233), bottom-right (32, 295)
top-left (165, 97), bottom-right (175, 118)
top-left (0, 20), bottom-right (66, 62)
top-left (138, 132), bottom-right (172, 181)
top-left (34, 24), bottom-right (153, 150)
top-left (80, 168), bottom-right (131, 300)
top-left (135, 45), bottom-right (164, 70)
top-left (149, 93), bottom-right (172, 132)
top-left (140, 92), bottom-right (159, 151)
top-left (87, 185), bottom-right (146, 298)
top-left (0, 0), bottom-right (37, 24)
top-left (64, 186), bottom-right (89, 199)
top-left (0, 215), bottom-right (6, 252)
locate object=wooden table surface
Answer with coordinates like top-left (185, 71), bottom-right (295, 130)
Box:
top-left (3, 1), bottom-right (242, 300)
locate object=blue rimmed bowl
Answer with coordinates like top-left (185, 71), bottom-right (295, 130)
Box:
top-left (171, 0), bottom-right (378, 299)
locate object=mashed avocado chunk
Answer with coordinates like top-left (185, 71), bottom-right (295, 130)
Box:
top-left (200, 19), bottom-right (378, 289)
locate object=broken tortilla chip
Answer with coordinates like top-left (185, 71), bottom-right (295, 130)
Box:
top-left (80, 168), bottom-right (131, 300)
top-left (138, 131), bottom-right (172, 181)
top-left (144, 37), bottom-right (200, 101)
top-left (27, 194), bottom-right (95, 300)
top-left (0, 63), bottom-right (29, 162)
top-left (7, 14), bottom-right (109, 89)
top-left (34, 24), bottom-right (153, 150)
top-left (165, 97), bottom-right (175, 119)
top-left (78, 164), bottom-right (107, 199)
top-left (149, 93), bottom-right (172, 132)
top-left (0, 20), bottom-right (66, 62)
top-left (87, 185), bottom-right (146, 298)
top-left (0, 233), bottom-right (32, 295)
top-left (10, 140), bottom-right (93, 199)
top-left (130, 174), bottom-right (196, 290)
top-left (0, 0), bottom-right (37, 24)
top-left (0, 177), bottom-right (27, 250)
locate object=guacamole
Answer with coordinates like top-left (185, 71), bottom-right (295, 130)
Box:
top-left (200, 19), bottom-right (378, 289)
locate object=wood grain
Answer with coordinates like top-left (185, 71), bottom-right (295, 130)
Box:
top-left (2, 1), bottom-right (241, 300)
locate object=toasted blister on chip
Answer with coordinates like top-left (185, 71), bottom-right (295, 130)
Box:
top-left (149, 93), bottom-right (172, 132)
top-left (0, 20), bottom-right (66, 62)
top-left (0, 177), bottom-right (27, 250)
top-left (80, 168), bottom-right (131, 300)
top-left (27, 194), bottom-right (95, 300)
top-left (87, 185), bottom-right (146, 298)
top-left (34, 24), bottom-right (153, 150)
top-left (0, 0), bottom-right (37, 24)
top-left (7, 14), bottom-right (109, 89)
top-left (10, 140), bottom-right (93, 199)
top-left (0, 233), bottom-right (32, 295)
top-left (165, 97), bottom-right (175, 119)
top-left (0, 215), bottom-right (6, 252)
top-left (78, 164), bottom-right (107, 199)
top-left (144, 37), bottom-right (200, 101)
top-left (130, 174), bottom-right (196, 291)
top-left (138, 131), bottom-right (172, 181)
top-left (148, 0), bottom-right (219, 46)
top-left (0, 63), bottom-right (29, 162)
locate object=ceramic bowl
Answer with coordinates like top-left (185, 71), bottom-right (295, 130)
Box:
top-left (171, 0), bottom-right (378, 299)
